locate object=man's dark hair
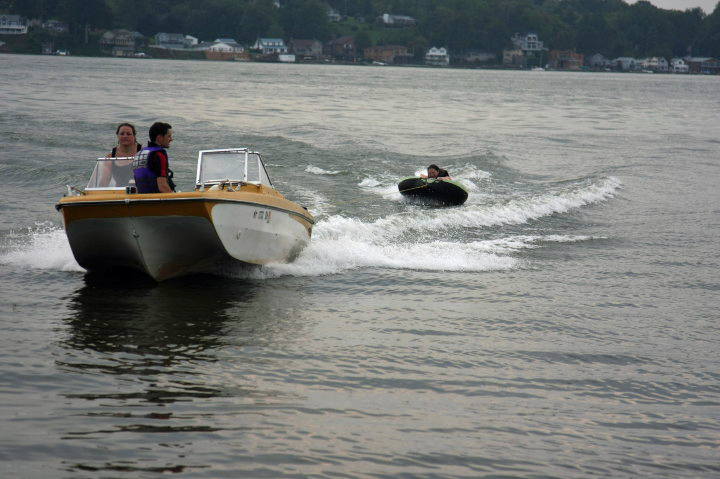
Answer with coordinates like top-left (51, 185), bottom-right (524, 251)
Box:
top-left (427, 164), bottom-right (440, 172)
top-left (149, 122), bottom-right (172, 143)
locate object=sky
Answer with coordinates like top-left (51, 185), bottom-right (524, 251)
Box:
top-left (627, 0), bottom-right (718, 12)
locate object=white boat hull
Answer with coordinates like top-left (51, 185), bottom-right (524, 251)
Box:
top-left (59, 194), bottom-right (314, 281)
top-left (57, 147), bottom-right (314, 281)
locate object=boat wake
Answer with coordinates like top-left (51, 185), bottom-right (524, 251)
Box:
top-left (258, 176), bottom-right (621, 278)
top-left (1, 177), bottom-right (621, 280)
top-left (1, 222), bottom-right (83, 273)
top-left (305, 165), bottom-right (343, 175)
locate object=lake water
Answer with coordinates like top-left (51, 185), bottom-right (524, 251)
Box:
top-left (1, 54), bottom-right (718, 478)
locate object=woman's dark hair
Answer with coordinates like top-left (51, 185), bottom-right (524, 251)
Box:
top-left (427, 164), bottom-right (440, 172)
top-left (116, 122), bottom-right (136, 136)
top-left (149, 122), bottom-right (172, 142)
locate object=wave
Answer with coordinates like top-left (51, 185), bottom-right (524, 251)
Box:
top-left (305, 165), bottom-right (343, 175)
top-left (355, 176), bottom-right (622, 234)
top-left (1, 177), bottom-right (620, 279)
top-left (257, 177), bottom-right (620, 278)
top-left (0, 222), bottom-right (82, 273)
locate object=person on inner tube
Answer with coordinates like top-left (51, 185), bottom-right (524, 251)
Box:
top-left (420, 164), bottom-right (451, 181)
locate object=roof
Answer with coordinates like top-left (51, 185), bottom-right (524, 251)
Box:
top-left (290, 39), bottom-right (320, 47)
top-left (326, 36), bottom-right (354, 46)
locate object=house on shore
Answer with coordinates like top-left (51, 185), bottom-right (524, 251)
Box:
top-left (504, 32), bottom-right (547, 68)
top-left (671, 58), bottom-right (689, 73)
top-left (252, 38), bottom-right (288, 55)
top-left (425, 46), bottom-right (449, 66)
top-left (548, 50), bottom-right (584, 70)
top-left (364, 45), bottom-right (412, 64)
top-left (684, 57), bottom-right (720, 74)
top-left (100, 29), bottom-right (146, 57)
top-left (202, 38), bottom-right (247, 60)
top-left (0, 14), bottom-right (27, 35)
top-left (589, 53), bottom-right (612, 70)
top-left (324, 36), bottom-right (356, 62)
top-left (503, 48), bottom-right (525, 68)
top-left (640, 57), bottom-right (669, 72)
top-left (154, 33), bottom-right (187, 49)
top-left (289, 39), bottom-right (323, 60)
top-left (614, 57), bottom-right (639, 72)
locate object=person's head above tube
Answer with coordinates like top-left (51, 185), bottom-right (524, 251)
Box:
top-left (427, 164), bottom-right (442, 178)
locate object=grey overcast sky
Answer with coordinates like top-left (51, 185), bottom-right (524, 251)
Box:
top-left (627, 0), bottom-right (718, 12)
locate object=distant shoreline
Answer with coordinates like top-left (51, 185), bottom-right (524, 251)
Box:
top-left (3, 51), bottom-right (719, 76)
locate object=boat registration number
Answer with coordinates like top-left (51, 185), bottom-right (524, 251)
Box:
top-left (253, 210), bottom-right (272, 223)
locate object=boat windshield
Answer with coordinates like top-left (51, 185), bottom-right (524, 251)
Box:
top-left (196, 149), bottom-right (273, 188)
top-left (85, 157), bottom-right (136, 190)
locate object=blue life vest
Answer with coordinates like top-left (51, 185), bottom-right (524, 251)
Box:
top-left (132, 146), bottom-right (165, 193)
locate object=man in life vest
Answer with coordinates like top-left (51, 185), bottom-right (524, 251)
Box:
top-left (133, 122), bottom-right (176, 193)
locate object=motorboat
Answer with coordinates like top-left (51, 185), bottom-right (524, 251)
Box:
top-left (398, 176), bottom-right (469, 206)
top-left (56, 148), bottom-right (315, 281)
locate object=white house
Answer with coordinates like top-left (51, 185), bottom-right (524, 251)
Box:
top-left (378, 14), bottom-right (416, 27)
top-left (0, 15), bottom-right (27, 35)
top-left (252, 38), bottom-right (288, 54)
top-left (512, 32), bottom-right (544, 53)
top-left (327, 7), bottom-right (341, 22)
top-left (589, 53), bottom-right (612, 69)
top-left (425, 46), bottom-right (449, 66)
top-left (614, 57), bottom-right (638, 72)
top-left (154, 32), bottom-right (185, 49)
top-left (671, 57), bottom-right (689, 73)
top-left (640, 57), bottom-right (669, 72)
top-left (209, 38), bottom-right (244, 53)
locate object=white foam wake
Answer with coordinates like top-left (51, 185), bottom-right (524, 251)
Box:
top-left (1, 222), bottom-right (82, 272)
top-left (258, 177), bottom-right (621, 278)
top-left (1, 178), bottom-right (619, 279)
top-left (305, 165), bottom-right (342, 175)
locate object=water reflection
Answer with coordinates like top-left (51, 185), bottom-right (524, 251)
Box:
top-left (58, 271), bottom-right (312, 401)
top-left (61, 272), bottom-right (250, 361)
top-left (56, 271), bottom-right (314, 475)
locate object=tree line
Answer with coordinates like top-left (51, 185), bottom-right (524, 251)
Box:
top-left (4, 0), bottom-right (720, 59)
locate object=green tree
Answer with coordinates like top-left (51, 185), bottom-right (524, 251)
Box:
top-left (280, 0), bottom-right (332, 40)
top-left (107, 0), bottom-right (150, 31)
top-left (240, 0), bottom-right (283, 43)
top-left (58, 0), bottom-right (112, 41)
top-left (696, 3), bottom-right (720, 56)
top-left (354, 28), bottom-right (371, 53)
top-left (6, 0), bottom-right (58, 19)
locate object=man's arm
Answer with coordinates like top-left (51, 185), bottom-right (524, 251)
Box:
top-left (156, 177), bottom-right (173, 193)
top-left (153, 150), bottom-right (173, 192)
